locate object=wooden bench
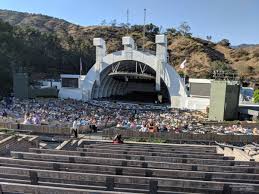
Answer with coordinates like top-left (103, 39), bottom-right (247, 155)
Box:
top-left (0, 166), bottom-right (258, 193)
top-left (0, 157), bottom-right (258, 184)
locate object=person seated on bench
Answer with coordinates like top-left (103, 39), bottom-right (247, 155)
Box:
top-left (148, 121), bottom-right (157, 133)
top-left (23, 112), bottom-right (31, 124)
top-left (2, 109), bottom-right (7, 117)
top-left (89, 117), bottom-right (98, 133)
top-left (113, 134), bottom-right (123, 144)
top-left (89, 124), bottom-right (97, 133)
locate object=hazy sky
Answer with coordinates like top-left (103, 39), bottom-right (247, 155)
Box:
top-left (0, 0), bottom-right (258, 45)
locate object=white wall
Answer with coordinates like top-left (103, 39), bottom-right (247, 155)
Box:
top-left (59, 88), bottom-right (82, 100)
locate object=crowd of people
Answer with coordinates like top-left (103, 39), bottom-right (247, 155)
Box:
top-left (0, 97), bottom-right (258, 135)
top-left (0, 98), bottom-right (114, 127)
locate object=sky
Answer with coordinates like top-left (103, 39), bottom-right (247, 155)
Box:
top-left (0, 0), bottom-right (258, 45)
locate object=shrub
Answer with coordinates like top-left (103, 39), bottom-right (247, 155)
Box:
top-left (178, 71), bottom-right (184, 77)
top-left (248, 66), bottom-right (255, 74)
top-left (218, 39), bottom-right (230, 47)
top-left (253, 89), bottom-right (259, 103)
top-left (253, 49), bottom-right (259, 58)
top-left (209, 60), bottom-right (232, 72)
top-left (231, 49), bottom-right (249, 58)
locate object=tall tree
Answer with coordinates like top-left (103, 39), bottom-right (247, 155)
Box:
top-left (110, 19), bottom-right (117, 27)
top-left (178, 22), bottom-right (192, 36)
top-left (100, 19), bottom-right (107, 26)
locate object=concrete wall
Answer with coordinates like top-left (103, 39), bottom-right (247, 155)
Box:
top-left (39, 80), bottom-right (61, 89)
top-left (185, 97), bottom-right (210, 110)
top-left (209, 81), bottom-right (240, 121)
top-left (224, 83), bottom-right (240, 120)
top-left (13, 73), bottom-right (29, 99)
top-left (209, 81), bottom-right (226, 121)
top-left (30, 87), bottom-right (58, 98)
top-left (190, 83), bottom-right (211, 97)
top-left (59, 88), bottom-right (82, 100)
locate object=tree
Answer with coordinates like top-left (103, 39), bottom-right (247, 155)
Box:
top-left (119, 23), bottom-right (127, 28)
top-left (218, 39), bottom-right (230, 47)
top-left (131, 25), bottom-right (143, 32)
top-left (206, 36), bottom-right (212, 41)
top-left (178, 70), bottom-right (184, 78)
top-left (178, 22), bottom-right (191, 36)
top-left (146, 23), bottom-right (159, 34)
top-left (209, 60), bottom-right (234, 76)
top-left (166, 27), bottom-right (179, 36)
top-left (67, 35), bottom-right (75, 50)
top-left (100, 19), bottom-right (107, 26)
top-left (110, 19), bottom-right (117, 27)
top-left (253, 89), bottom-right (259, 103)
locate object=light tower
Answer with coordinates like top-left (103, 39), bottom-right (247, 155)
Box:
top-left (142, 8), bottom-right (146, 51)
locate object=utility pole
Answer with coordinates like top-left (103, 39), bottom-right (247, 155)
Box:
top-left (142, 8), bottom-right (146, 51)
top-left (126, 9), bottom-right (129, 35)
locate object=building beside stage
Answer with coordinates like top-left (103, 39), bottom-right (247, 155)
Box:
top-left (59, 74), bottom-right (85, 100)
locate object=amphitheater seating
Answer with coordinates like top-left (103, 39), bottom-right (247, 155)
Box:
top-left (0, 141), bottom-right (258, 193)
top-left (0, 134), bottom-right (39, 156)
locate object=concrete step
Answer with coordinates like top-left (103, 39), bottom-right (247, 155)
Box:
top-left (0, 178), bottom-right (202, 194)
top-left (85, 142), bottom-right (217, 150)
top-left (11, 151), bottom-right (259, 170)
top-left (83, 144), bottom-right (217, 153)
top-left (1, 157), bottom-right (258, 175)
top-left (30, 148), bottom-right (231, 161)
top-left (0, 157), bottom-right (258, 184)
top-left (0, 166), bottom-right (258, 193)
top-left (224, 147), bottom-right (254, 161)
top-left (0, 181), bottom-right (136, 194)
top-left (82, 140), bottom-right (216, 148)
top-left (79, 147), bottom-right (222, 157)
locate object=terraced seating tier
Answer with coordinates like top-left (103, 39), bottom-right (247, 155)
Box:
top-left (0, 165), bottom-right (258, 194)
top-left (0, 141), bottom-right (258, 193)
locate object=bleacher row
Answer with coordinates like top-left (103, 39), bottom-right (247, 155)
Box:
top-left (0, 141), bottom-right (258, 193)
top-left (0, 133), bottom-right (39, 156)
